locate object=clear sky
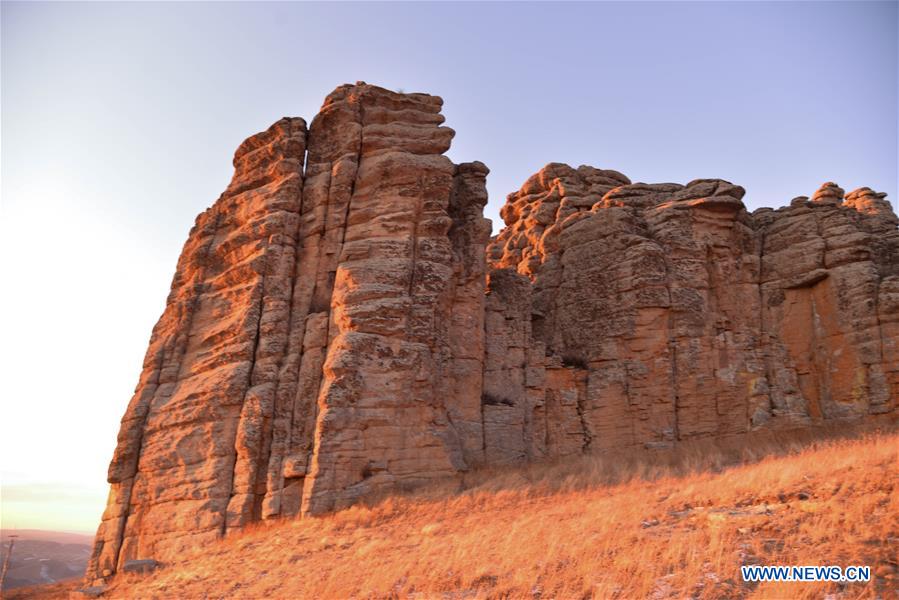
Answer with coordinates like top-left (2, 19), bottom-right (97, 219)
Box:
top-left (1, 1), bottom-right (896, 534)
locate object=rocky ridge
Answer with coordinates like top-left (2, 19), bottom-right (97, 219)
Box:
top-left (486, 165), bottom-right (898, 461)
top-left (86, 83), bottom-right (898, 583)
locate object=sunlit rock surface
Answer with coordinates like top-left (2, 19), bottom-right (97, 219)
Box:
top-left (87, 83), bottom-right (897, 583)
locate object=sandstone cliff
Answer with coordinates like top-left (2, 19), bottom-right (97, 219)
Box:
top-left (87, 83), bottom-right (898, 582)
top-left (486, 166), bottom-right (898, 462)
top-left (87, 83), bottom-right (491, 581)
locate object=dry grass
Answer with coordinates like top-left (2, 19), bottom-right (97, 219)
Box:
top-left (3, 581), bottom-right (77, 600)
top-left (13, 424), bottom-right (899, 599)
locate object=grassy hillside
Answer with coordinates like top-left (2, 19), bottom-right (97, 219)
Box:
top-left (11, 426), bottom-right (897, 599)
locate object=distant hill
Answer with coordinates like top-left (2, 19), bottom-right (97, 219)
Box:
top-left (0, 530), bottom-right (91, 590)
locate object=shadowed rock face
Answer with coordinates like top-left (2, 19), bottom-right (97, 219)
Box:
top-left (486, 165), bottom-right (898, 459)
top-left (87, 83), bottom-right (897, 582)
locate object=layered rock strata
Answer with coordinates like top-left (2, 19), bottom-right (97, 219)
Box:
top-left (87, 83), bottom-right (491, 581)
top-left (87, 84), bottom-right (898, 582)
top-left (485, 164), bottom-right (898, 459)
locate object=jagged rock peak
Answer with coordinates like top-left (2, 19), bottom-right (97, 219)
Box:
top-left (488, 161), bottom-right (755, 278)
top-left (810, 181), bottom-right (845, 205)
top-left (845, 186), bottom-right (895, 219)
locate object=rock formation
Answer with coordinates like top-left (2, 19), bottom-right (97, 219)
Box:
top-left (485, 166), bottom-right (898, 460)
top-left (87, 83), bottom-right (898, 582)
top-left (87, 83), bottom-right (491, 581)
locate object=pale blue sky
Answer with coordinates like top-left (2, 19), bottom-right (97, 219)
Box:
top-left (1, 1), bottom-right (896, 532)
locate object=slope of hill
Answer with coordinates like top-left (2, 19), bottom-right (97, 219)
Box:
top-left (10, 426), bottom-right (897, 599)
top-left (0, 530), bottom-right (92, 591)
top-left (19, 428), bottom-right (884, 599)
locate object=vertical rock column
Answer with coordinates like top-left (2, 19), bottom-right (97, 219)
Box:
top-left (643, 181), bottom-right (762, 440)
top-left (758, 183), bottom-right (899, 420)
top-left (259, 85), bottom-right (492, 518)
top-left (224, 119), bottom-right (309, 531)
top-left (89, 84), bottom-right (493, 583)
top-left (296, 84), bottom-right (486, 515)
top-left (445, 162), bottom-right (493, 465)
top-left (482, 269), bottom-right (535, 463)
top-left (87, 118), bottom-right (307, 579)
top-left (844, 187), bottom-right (899, 413)
top-left (258, 85), bottom-right (369, 520)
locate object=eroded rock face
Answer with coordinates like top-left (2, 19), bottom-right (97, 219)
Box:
top-left (485, 167), bottom-right (898, 460)
top-left (87, 116), bottom-right (309, 582)
top-left (87, 83), bottom-right (491, 582)
top-left (87, 84), bottom-right (898, 583)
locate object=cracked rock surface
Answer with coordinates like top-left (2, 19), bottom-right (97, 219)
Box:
top-left (486, 166), bottom-right (898, 457)
top-left (87, 84), bottom-right (898, 582)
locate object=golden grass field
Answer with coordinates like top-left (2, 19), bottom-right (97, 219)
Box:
top-left (10, 424), bottom-right (897, 599)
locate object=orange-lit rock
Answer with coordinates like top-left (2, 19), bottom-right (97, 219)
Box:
top-left (87, 83), bottom-right (491, 582)
top-left (87, 84), bottom-right (898, 583)
top-left (87, 115), bottom-right (309, 583)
